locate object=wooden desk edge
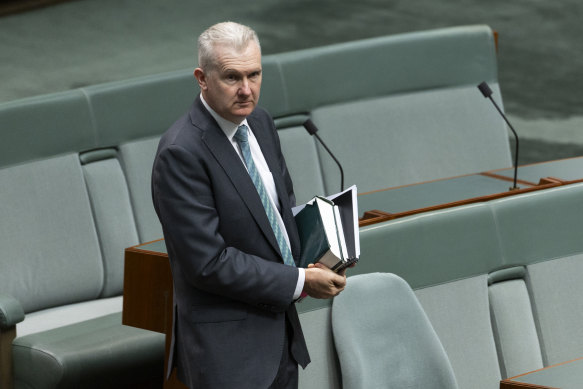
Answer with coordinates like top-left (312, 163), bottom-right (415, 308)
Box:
top-left (500, 356), bottom-right (583, 389)
top-left (358, 182), bottom-right (562, 227)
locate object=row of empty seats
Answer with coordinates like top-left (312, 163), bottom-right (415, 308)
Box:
top-left (0, 24), bottom-right (526, 388)
top-left (297, 182), bottom-right (583, 388)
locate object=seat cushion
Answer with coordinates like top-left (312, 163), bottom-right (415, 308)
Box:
top-left (13, 313), bottom-right (165, 389)
top-left (16, 296), bottom-right (122, 337)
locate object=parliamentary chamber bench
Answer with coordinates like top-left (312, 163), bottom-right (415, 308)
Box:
top-left (2, 24), bottom-right (581, 388)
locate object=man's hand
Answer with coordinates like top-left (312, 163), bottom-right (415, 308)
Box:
top-left (303, 263), bottom-right (347, 299)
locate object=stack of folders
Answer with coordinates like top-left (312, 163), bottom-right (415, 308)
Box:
top-left (293, 185), bottom-right (360, 272)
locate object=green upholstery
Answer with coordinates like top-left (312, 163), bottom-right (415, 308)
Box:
top-left (0, 154), bottom-right (103, 314)
top-left (277, 25), bottom-right (498, 113)
top-left (16, 297), bottom-right (122, 337)
top-left (272, 24), bottom-right (509, 193)
top-left (332, 273), bottom-right (458, 389)
top-left (488, 278), bottom-right (543, 378)
top-left (118, 136), bottom-right (163, 243)
top-left (296, 182), bottom-right (583, 385)
top-left (12, 313), bottom-right (164, 389)
top-left (0, 295), bottom-right (24, 329)
top-left (82, 69), bottom-right (197, 147)
top-left (276, 121), bottom-right (326, 205)
top-left (257, 56), bottom-right (289, 118)
top-left (527, 254), bottom-right (583, 366)
top-left (357, 203), bottom-right (503, 289)
top-left (0, 91), bottom-right (96, 168)
top-left (81, 151), bottom-right (139, 297)
top-left (491, 183), bottom-right (583, 267)
top-left (415, 275), bottom-right (501, 389)
top-left (311, 85), bottom-right (510, 193)
top-left (297, 308), bottom-right (340, 389)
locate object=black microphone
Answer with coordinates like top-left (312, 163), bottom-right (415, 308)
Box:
top-left (303, 119), bottom-right (344, 191)
top-left (478, 81), bottom-right (520, 190)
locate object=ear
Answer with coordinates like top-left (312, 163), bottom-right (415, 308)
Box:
top-left (194, 68), bottom-right (208, 90)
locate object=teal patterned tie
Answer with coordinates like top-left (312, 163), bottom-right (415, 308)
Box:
top-left (234, 124), bottom-right (295, 267)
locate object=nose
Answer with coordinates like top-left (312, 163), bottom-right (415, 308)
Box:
top-left (238, 78), bottom-right (251, 96)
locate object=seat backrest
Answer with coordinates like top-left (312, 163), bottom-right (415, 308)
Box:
top-left (311, 85), bottom-right (509, 193)
top-left (487, 268), bottom-right (543, 378)
top-left (0, 154), bottom-right (104, 313)
top-left (80, 149), bottom-right (140, 297)
top-left (416, 275), bottom-right (502, 388)
top-left (274, 115), bottom-right (326, 205)
top-left (82, 69), bottom-right (197, 148)
top-left (118, 136), bottom-right (163, 243)
top-left (332, 273), bottom-right (458, 389)
top-left (0, 90), bottom-right (96, 169)
top-left (273, 24), bottom-right (510, 193)
top-left (490, 183), bottom-right (583, 366)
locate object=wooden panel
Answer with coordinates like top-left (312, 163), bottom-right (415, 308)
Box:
top-left (122, 243), bottom-right (187, 389)
top-left (122, 245), bottom-right (172, 333)
top-left (0, 326), bottom-right (16, 389)
top-left (500, 380), bottom-right (555, 388)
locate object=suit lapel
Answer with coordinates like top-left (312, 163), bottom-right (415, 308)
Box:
top-left (192, 100), bottom-right (283, 260)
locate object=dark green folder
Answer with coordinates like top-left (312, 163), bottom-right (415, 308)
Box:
top-left (295, 197), bottom-right (345, 270)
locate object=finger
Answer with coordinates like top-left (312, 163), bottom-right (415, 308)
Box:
top-left (334, 274), bottom-right (347, 288)
top-left (314, 262), bottom-right (332, 271)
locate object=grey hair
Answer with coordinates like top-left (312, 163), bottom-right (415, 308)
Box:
top-left (198, 22), bottom-right (261, 72)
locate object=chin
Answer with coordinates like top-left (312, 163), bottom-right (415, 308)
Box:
top-left (232, 108), bottom-right (254, 119)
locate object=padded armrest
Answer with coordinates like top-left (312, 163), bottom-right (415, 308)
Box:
top-left (0, 295), bottom-right (25, 330)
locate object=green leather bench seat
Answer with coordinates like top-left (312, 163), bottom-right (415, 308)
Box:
top-left (0, 154), bottom-right (103, 314)
top-left (118, 137), bottom-right (165, 243)
top-left (0, 91), bottom-right (95, 169)
top-left (297, 182), bottom-right (583, 388)
top-left (13, 313), bottom-right (164, 389)
top-left (273, 25), bottom-right (509, 193)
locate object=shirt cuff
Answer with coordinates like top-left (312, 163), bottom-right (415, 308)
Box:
top-left (292, 267), bottom-right (305, 300)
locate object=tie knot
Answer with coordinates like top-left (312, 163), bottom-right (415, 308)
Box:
top-left (234, 124), bottom-right (249, 143)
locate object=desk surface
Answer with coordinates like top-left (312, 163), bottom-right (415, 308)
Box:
top-left (358, 173), bottom-right (518, 217)
top-left (491, 156), bottom-right (583, 185)
top-left (137, 239), bottom-right (167, 255)
top-left (502, 357), bottom-right (583, 389)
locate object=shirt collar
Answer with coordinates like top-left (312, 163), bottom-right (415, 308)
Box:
top-left (200, 94), bottom-right (249, 141)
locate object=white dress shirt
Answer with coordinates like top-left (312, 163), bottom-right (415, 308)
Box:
top-left (200, 95), bottom-right (305, 299)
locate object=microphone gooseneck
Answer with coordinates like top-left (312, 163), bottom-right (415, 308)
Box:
top-left (302, 119), bottom-right (345, 192)
top-left (478, 81), bottom-right (520, 190)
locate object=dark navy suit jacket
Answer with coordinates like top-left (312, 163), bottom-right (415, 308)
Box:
top-left (152, 96), bottom-right (310, 388)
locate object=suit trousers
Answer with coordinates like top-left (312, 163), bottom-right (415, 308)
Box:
top-left (268, 318), bottom-right (298, 389)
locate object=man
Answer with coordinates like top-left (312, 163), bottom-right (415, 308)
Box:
top-left (152, 22), bottom-right (347, 389)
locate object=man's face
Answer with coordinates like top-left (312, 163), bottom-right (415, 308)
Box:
top-left (195, 42), bottom-right (262, 123)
